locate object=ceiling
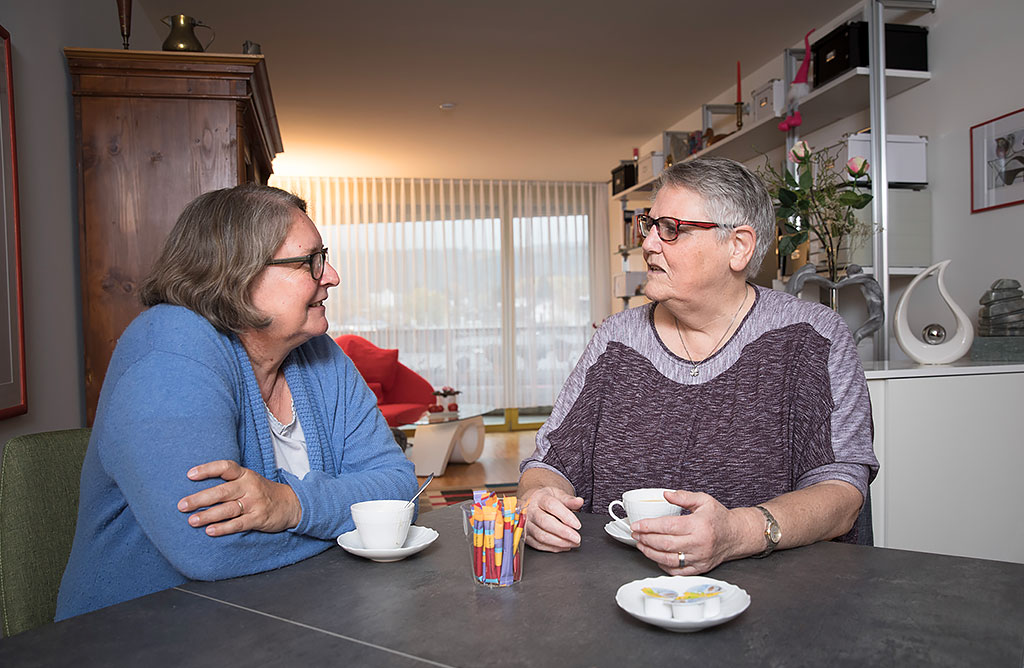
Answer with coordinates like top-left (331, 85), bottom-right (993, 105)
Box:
top-left (138, 0), bottom-right (858, 182)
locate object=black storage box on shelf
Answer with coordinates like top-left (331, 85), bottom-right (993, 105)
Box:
top-left (812, 21), bottom-right (928, 89)
top-left (611, 162), bottom-right (637, 195)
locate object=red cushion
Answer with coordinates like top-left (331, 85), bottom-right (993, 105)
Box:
top-left (367, 382), bottom-right (384, 403)
top-left (335, 335), bottom-right (399, 390)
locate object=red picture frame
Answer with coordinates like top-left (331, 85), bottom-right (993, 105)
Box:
top-left (970, 105), bottom-right (1024, 214)
top-left (0, 23), bottom-right (27, 419)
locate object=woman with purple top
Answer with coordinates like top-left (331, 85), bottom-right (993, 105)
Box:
top-left (518, 157), bottom-right (877, 575)
top-left (57, 185), bottom-right (417, 619)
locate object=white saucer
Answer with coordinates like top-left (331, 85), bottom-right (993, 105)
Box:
top-left (615, 575), bottom-right (750, 632)
top-left (604, 520), bottom-right (637, 547)
top-left (336, 525), bottom-right (439, 562)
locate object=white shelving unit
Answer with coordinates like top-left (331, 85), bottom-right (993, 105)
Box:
top-left (608, 0), bottom-right (936, 354)
top-left (611, 67), bottom-right (931, 204)
top-left (613, 245), bottom-right (645, 310)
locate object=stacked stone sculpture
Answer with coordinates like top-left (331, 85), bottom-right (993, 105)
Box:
top-left (978, 279), bottom-right (1024, 336)
top-left (970, 278), bottom-right (1024, 361)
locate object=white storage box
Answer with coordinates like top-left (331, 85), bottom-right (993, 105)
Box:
top-left (614, 271), bottom-right (647, 298)
top-left (751, 79), bottom-right (784, 123)
top-left (845, 134), bottom-right (927, 185)
top-left (638, 152), bottom-right (664, 183)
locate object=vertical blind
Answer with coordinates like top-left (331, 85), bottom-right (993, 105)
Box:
top-left (270, 176), bottom-right (608, 409)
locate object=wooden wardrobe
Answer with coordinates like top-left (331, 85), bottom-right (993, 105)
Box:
top-left (64, 48), bottom-right (283, 423)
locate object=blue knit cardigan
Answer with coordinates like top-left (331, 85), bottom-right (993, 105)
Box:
top-left (56, 305), bottom-right (418, 619)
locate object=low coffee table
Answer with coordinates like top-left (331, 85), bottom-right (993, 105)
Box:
top-left (403, 404), bottom-right (493, 476)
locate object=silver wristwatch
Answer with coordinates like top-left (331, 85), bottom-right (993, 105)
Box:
top-left (753, 505), bottom-right (781, 558)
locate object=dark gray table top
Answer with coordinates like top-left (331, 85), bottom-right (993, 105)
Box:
top-left (3, 505), bottom-right (1023, 667)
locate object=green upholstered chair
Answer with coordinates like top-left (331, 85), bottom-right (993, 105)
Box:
top-left (0, 428), bottom-right (90, 637)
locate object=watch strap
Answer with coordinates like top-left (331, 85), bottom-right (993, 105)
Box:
top-left (753, 505), bottom-right (780, 558)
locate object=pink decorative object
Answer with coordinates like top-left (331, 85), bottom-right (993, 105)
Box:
top-left (778, 29), bottom-right (814, 132)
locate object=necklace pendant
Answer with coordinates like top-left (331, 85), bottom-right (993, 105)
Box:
top-left (689, 366), bottom-right (699, 377)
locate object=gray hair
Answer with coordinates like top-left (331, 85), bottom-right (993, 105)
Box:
top-left (140, 184), bottom-right (308, 333)
top-left (654, 156), bottom-right (774, 277)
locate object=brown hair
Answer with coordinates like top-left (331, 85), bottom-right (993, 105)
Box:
top-left (140, 184), bottom-right (307, 333)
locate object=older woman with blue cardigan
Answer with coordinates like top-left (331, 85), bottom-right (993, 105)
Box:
top-left (57, 185), bottom-right (417, 619)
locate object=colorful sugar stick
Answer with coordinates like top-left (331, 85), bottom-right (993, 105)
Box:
top-left (489, 510), bottom-right (499, 583)
top-left (482, 506), bottom-right (497, 583)
top-left (504, 498), bottom-right (516, 584)
top-left (482, 508), bottom-right (490, 582)
top-left (492, 510), bottom-right (501, 583)
top-left (513, 508), bottom-right (525, 558)
top-left (498, 502), bottom-right (508, 585)
top-left (513, 504), bottom-right (527, 581)
top-left (501, 515), bottom-right (514, 584)
top-left (491, 499), bottom-right (499, 569)
top-left (473, 506), bottom-right (481, 577)
top-left (472, 506), bottom-right (483, 581)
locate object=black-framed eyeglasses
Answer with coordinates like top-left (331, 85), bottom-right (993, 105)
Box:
top-left (635, 213), bottom-right (719, 242)
top-left (266, 247), bottom-right (329, 280)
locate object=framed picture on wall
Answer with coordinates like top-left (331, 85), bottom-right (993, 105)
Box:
top-left (970, 106), bottom-right (1024, 214)
top-left (0, 23), bottom-right (27, 419)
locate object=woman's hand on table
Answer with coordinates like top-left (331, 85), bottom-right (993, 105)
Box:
top-left (522, 486), bottom-right (585, 552)
top-left (630, 489), bottom-right (757, 575)
top-left (177, 460), bottom-right (302, 536)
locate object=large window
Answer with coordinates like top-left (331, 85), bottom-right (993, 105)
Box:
top-left (270, 176), bottom-right (607, 409)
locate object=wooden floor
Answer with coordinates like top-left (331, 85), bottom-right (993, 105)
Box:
top-left (416, 429), bottom-right (537, 492)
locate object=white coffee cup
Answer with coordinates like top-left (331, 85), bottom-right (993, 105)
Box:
top-left (607, 488), bottom-right (680, 532)
top-left (350, 500), bottom-right (414, 550)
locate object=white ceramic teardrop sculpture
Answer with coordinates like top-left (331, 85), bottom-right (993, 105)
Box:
top-left (893, 260), bottom-right (974, 364)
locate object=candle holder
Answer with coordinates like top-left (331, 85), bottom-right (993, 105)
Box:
top-left (701, 103), bottom-right (750, 145)
top-left (116, 0), bottom-right (132, 50)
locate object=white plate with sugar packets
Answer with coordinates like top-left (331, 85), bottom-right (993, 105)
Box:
top-left (336, 525), bottom-right (439, 562)
top-left (604, 520), bottom-right (637, 547)
top-left (615, 575), bottom-right (750, 632)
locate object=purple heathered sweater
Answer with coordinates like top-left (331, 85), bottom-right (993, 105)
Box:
top-left (521, 286), bottom-right (878, 543)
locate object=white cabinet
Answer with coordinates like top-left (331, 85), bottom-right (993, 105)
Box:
top-left (867, 364), bottom-right (1024, 563)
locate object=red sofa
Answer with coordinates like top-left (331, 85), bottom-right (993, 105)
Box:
top-left (334, 335), bottom-right (434, 427)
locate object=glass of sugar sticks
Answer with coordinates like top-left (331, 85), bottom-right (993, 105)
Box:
top-left (461, 492), bottom-right (528, 587)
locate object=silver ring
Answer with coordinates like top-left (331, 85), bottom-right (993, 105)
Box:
top-left (677, 552), bottom-right (686, 569)
top-left (236, 499), bottom-right (245, 515)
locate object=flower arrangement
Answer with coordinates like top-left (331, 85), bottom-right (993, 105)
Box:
top-left (428, 386), bottom-right (461, 413)
top-left (432, 386), bottom-right (460, 398)
top-left (759, 140), bottom-right (875, 282)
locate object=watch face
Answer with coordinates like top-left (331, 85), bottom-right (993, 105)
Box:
top-left (768, 524), bottom-right (782, 544)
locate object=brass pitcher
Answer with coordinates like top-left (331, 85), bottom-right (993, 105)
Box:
top-left (161, 15), bottom-right (216, 52)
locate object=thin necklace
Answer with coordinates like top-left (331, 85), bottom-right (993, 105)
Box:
top-left (264, 392), bottom-right (296, 428)
top-left (674, 285), bottom-right (749, 378)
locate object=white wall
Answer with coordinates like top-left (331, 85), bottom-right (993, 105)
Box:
top-left (0, 1), bottom-right (161, 448)
top-left (906, 0), bottom-right (1024, 318)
